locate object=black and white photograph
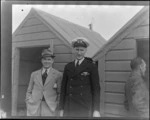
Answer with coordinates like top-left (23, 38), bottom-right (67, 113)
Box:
top-left (1, 1), bottom-right (149, 119)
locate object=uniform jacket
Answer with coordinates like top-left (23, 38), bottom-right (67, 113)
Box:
top-left (59, 58), bottom-right (100, 117)
top-left (25, 68), bottom-right (62, 116)
top-left (124, 72), bottom-right (149, 118)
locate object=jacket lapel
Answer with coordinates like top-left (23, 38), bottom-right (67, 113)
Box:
top-left (36, 69), bottom-right (43, 87)
top-left (44, 68), bottom-right (55, 87)
top-left (67, 60), bottom-right (76, 75)
top-left (72, 59), bottom-right (88, 78)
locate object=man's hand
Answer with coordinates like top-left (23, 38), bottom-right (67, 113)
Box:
top-left (25, 93), bottom-right (32, 102)
top-left (93, 111), bottom-right (101, 117)
top-left (60, 110), bottom-right (64, 117)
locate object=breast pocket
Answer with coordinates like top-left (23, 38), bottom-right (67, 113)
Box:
top-left (34, 77), bottom-right (41, 86)
top-left (81, 71), bottom-right (90, 76)
top-left (80, 71), bottom-right (90, 82)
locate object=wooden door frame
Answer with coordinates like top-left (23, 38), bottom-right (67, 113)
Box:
top-left (98, 55), bottom-right (105, 117)
top-left (12, 47), bottom-right (20, 116)
top-left (11, 43), bottom-right (53, 116)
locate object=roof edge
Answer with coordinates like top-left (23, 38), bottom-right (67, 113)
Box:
top-left (32, 7), bottom-right (105, 39)
top-left (12, 7), bottom-right (36, 38)
top-left (32, 7), bottom-right (73, 48)
top-left (93, 6), bottom-right (149, 61)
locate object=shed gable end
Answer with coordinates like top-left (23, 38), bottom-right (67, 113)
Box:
top-left (104, 38), bottom-right (137, 116)
top-left (13, 16), bottom-right (68, 48)
top-left (126, 12), bottom-right (149, 39)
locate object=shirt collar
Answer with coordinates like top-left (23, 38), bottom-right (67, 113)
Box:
top-left (42, 67), bottom-right (52, 74)
top-left (75, 57), bottom-right (85, 65)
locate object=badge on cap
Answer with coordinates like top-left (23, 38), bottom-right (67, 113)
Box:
top-left (71, 37), bottom-right (90, 48)
top-left (77, 39), bottom-right (83, 43)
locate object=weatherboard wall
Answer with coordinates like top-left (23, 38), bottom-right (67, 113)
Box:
top-left (97, 10), bottom-right (149, 117)
top-left (12, 16), bottom-right (72, 116)
top-left (104, 38), bottom-right (136, 117)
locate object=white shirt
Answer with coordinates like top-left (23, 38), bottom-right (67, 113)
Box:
top-left (75, 57), bottom-right (85, 67)
top-left (42, 67), bottom-right (52, 75)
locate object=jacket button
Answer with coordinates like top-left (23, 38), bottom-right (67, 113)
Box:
top-left (80, 93), bottom-right (83, 96)
top-left (69, 94), bottom-right (72, 96)
top-left (70, 86), bottom-right (72, 88)
top-left (81, 85), bottom-right (83, 88)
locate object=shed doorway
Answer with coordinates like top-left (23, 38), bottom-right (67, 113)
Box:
top-left (136, 39), bottom-right (149, 88)
top-left (13, 46), bottom-right (49, 116)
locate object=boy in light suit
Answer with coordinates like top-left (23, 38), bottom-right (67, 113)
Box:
top-left (25, 48), bottom-right (62, 116)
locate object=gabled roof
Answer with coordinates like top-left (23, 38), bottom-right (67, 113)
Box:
top-left (93, 6), bottom-right (149, 61)
top-left (13, 8), bottom-right (106, 57)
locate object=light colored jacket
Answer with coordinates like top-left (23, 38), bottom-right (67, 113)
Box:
top-left (25, 68), bottom-right (62, 115)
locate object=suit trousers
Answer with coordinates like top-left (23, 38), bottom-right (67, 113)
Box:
top-left (40, 101), bottom-right (56, 116)
top-left (27, 101), bottom-right (56, 116)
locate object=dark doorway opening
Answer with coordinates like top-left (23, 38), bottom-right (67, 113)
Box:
top-left (17, 46), bottom-right (49, 116)
top-left (136, 39), bottom-right (149, 88)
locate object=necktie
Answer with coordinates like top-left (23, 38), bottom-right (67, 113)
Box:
top-left (76, 60), bottom-right (80, 68)
top-left (42, 69), bottom-right (47, 85)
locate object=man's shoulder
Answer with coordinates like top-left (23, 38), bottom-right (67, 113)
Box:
top-left (52, 68), bottom-right (62, 75)
top-left (126, 75), bottom-right (144, 89)
top-left (31, 69), bottom-right (41, 76)
top-left (130, 75), bottom-right (143, 84)
top-left (84, 57), bottom-right (97, 68)
top-left (65, 61), bottom-right (74, 67)
top-left (84, 57), bottom-right (93, 62)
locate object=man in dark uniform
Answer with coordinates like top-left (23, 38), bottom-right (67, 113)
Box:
top-left (124, 57), bottom-right (149, 118)
top-left (59, 37), bottom-right (101, 117)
